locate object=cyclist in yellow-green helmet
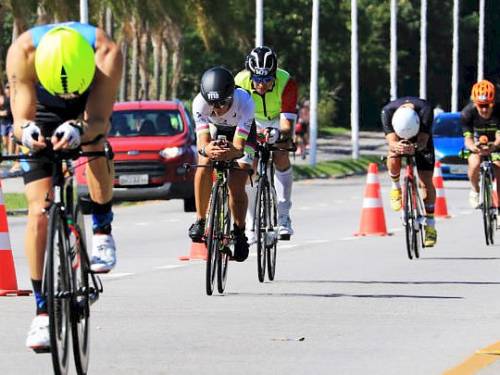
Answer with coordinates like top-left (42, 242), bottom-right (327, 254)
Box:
top-left (6, 22), bottom-right (122, 351)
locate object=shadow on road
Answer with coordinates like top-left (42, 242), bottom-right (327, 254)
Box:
top-left (226, 291), bottom-right (462, 299)
top-left (421, 257), bottom-right (500, 261)
top-left (276, 279), bottom-right (500, 286)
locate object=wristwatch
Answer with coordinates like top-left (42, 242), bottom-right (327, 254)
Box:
top-left (198, 144), bottom-right (208, 157)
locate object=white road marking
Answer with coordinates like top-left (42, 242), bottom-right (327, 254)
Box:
top-left (389, 227), bottom-right (403, 233)
top-left (136, 222), bottom-right (149, 226)
top-left (280, 244), bottom-right (299, 249)
top-left (155, 265), bottom-right (184, 270)
top-left (100, 272), bottom-right (134, 279)
top-left (339, 236), bottom-right (359, 241)
top-left (308, 239), bottom-right (330, 244)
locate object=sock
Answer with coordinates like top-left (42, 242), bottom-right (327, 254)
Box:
top-left (425, 204), bottom-right (435, 227)
top-left (91, 200), bottom-right (113, 234)
top-left (274, 167), bottom-right (293, 217)
top-left (32, 279), bottom-right (47, 315)
top-left (245, 184), bottom-right (257, 232)
top-left (389, 172), bottom-right (401, 190)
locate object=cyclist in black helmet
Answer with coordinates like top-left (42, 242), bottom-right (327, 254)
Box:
top-left (188, 66), bottom-right (257, 262)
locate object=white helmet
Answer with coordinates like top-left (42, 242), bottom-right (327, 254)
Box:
top-left (392, 106), bottom-right (420, 139)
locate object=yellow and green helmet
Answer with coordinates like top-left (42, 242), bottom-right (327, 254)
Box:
top-left (35, 26), bottom-right (96, 96)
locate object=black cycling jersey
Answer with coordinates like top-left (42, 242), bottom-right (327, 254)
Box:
top-left (460, 102), bottom-right (500, 142)
top-left (381, 96), bottom-right (433, 136)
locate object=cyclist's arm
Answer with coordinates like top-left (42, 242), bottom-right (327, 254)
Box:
top-left (280, 78), bottom-right (298, 137)
top-left (83, 28), bottom-right (123, 143)
top-left (6, 32), bottom-right (38, 141)
top-left (460, 105), bottom-right (478, 152)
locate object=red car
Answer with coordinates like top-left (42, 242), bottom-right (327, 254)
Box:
top-left (76, 100), bottom-right (196, 211)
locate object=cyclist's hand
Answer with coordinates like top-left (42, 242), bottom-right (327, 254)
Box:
top-left (265, 128), bottom-right (280, 144)
top-left (21, 121), bottom-right (46, 150)
top-left (52, 120), bottom-right (83, 150)
top-left (205, 141), bottom-right (227, 160)
top-left (393, 140), bottom-right (414, 155)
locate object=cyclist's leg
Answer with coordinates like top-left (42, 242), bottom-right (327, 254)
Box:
top-left (467, 153), bottom-right (481, 207)
top-left (83, 138), bottom-right (117, 272)
top-left (386, 150), bottom-right (403, 211)
top-left (273, 149), bottom-right (294, 237)
top-left (493, 157), bottom-right (500, 208)
top-left (416, 147), bottom-right (437, 246)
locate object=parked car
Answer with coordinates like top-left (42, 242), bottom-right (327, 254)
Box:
top-left (432, 111), bottom-right (468, 180)
top-left (76, 100), bottom-right (197, 212)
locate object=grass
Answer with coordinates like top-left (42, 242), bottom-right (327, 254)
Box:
top-left (318, 126), bottom-right (349, 137)
top-left (292, 155), bottom-right (384, 180)
top-left (4, 193), bottom-right (28, 212)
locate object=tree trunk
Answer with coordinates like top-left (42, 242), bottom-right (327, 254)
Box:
top-left (36, 3), bottom-right (50, 24)
top-left (130, 30), bottom-right (139, 101)
top-left (160, 41), bottom-right (169, 100)
top-left (105, 7), bottom-right (113, 38)
top-left (170, 49), bottom-right (182, 99)
top-left (11, 17), bottom-right (26, 43)
top-left (152, 33), bottom-right (162, 100)
top-left (119, 41), bottom-right (128, 102)
top-left (139, 29), bottom-right (149, 100)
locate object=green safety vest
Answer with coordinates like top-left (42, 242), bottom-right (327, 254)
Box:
top-left (234, 68), bottom-right (290, 121)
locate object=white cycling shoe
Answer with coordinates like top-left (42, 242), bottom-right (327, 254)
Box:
top-left (469, 190), bottom-right (480, 209)
top-left (26, 314), bottom-right (50, 351)
top-left (91, 234), bottom-right (117, 273)
top-left (246, 230), bottom-right (257, 245)
top-left (278, 215), bottom-right (294, 240)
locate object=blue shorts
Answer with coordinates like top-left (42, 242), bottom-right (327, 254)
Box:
top-left (0, 122), bottom-right (12, 137)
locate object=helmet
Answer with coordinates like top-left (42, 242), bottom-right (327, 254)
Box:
top-left (392, 106), bottom-right (420, 139)
top-left (471, 80), bottom-right (495, 104)
top-left (35, 26), bottom-right (96, 96)
top-left (200, 66), bottom-right (235, 106)
top-left (245, 46), bottom-right (277, 77)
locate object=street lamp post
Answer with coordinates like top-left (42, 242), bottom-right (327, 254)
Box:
top-left (309, 0), bottom-right (319, 166)
top-left (80, 0), bottom-right (89, 24)
top-left (451, 0), bottom-right (460, 112)
top-left (256, 0), bottom-right (263, 47)
top-left (351, 0), bottom-right (359, 160)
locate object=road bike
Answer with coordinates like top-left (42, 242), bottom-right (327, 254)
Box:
top-left (253, 131), bottom-right (296, 282)
top-left (476, 137), bottom-right (497, 245)
top-left (4, 141), bottom-right (112, 375)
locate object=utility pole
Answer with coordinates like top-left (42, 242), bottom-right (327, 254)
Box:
top-left (256, 0), bottom-right (263, 46)
top-left (351, 0), bottom-right (359, 159)
top-left (309, 0), bottom-right (319, 166)
top-left (390, 0), bottom-right (397, 100)
top-left (451, 0), bottom-right (460, 112)
top-left (419, 0), bottom-right (427, 99)
top-left (80, 0), bottom-right (88, 23)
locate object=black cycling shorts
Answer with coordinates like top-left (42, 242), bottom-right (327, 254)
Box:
top-left (415, 137), bottom-right (435, 172)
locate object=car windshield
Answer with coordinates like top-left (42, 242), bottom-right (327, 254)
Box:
top-left (110, 110), bottom-right (184, 137)
top-left (433, 116), bottom-right (462, 137)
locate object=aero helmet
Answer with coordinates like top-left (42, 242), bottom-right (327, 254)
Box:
top-left (35, 26), bottom-right (96, 96)
top-left (200, 66), bottom-right (235, 106)
top-left (392, 106), bottom-right (420, 139)
top-left (245, 46), bottom-right (277, 77)
top-left (471, 80), bottom-right (495, 104)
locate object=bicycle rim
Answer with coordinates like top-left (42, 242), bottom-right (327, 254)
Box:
top-left (206, 184), bottom-right (220, 295)
top-left (256, 180), bottom-right (266, 282)
top-left (46, 206), bottom-right (71, 375)
top-left (481, 174), bottom-right (491, 245)
top-left (71, 202), bottom-right (90, 375)
top-left (217, 188), bottom-right (230, 294)
top-left (403, 178), bottom-right (413, 260)
top-left (267, 185), bottom-right (278, 281)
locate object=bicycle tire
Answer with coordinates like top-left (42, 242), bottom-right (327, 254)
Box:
top-left (46, 205), bottom-right (71, 375)
top-left (403, 177), bottom-right (413, 260)
top-left (71, 202), bottom-right (91, 375)
top-left (481, 172), bottom-right (492, 245)
top-left (256, 178), bottom-right (267, 282)
top-left (206, 183), bottom-right (220, 295)
top-left (267, 184), bottom-right (278, 281)
top-left (412, 183), bottom-right (420, 259)
top-left (217, 185), bottom-right (230, 294)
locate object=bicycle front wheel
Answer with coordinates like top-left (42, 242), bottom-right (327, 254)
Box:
top-left (256, 179), bottom-right (267, 282)
top-left (403, 178), bottom-right (414, 260)
top-left (481, 173), bottom-right (492, 245)
top-left (217, 186), bottom-right (230, 294)
top-left (45, 206), bottom-right (71, 375)
top-left (206, 183), bottom-right (221, 295)
top-left (267, 184), bottom-right (278, 281)
top-left (71, 201), bottom-right (91, 375)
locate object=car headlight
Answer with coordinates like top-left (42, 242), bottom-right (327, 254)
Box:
top-left (159, 147), bottom-right (183, 159)
top-left (434, 149), bottom-right (444, 159)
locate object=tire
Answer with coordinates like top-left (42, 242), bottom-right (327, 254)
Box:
top-left (403, 178), bottom-right (413, 260)
top-left (205, 184), bottom-right (220, 295)
top-left (267, 185), bottom-right (278, 281)
top-left (46, 206), bottom-right (71, 375)
top-left (481, 173), bottom-right (491, 245)
top-left (183, 196), bottom-right (196, 212)
top-left (217, 186), bottom-right (230, 294)
top-left (256, 179), bottom-right (267, 283)
top-left (71, 202), bottom-right (91, 375)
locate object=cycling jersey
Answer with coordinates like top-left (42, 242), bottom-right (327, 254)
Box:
top-left (381, 96), bottom-right (435, 171)
top-left (460, 102), bottom-right (500, 141)
top-left (234, 68), bottom-right (298, 129)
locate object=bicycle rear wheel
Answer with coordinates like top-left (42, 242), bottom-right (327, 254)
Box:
top-left (217, 186), bottom-right (230, 294)
top-left (267, 184), bottom-right (278, 281)
top-left (481, 173), bottom-right (492, 245)
top-left (45, 206), bottom-right (71, 375)
top-left (256, 179), bottom-right (267, 282)
top-left (206, 183), bottom-right (220, 295)
top-left (71, 201), bottom-right (91, 375)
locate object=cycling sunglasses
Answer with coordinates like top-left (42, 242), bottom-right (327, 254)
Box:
top-left (476, 103), bottom-right (494, 109)
top-left (251, 75), bottom-right (275, 84)
top-left (212, 97), bottom-right (233, 109)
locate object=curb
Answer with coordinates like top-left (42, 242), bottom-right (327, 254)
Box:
top-left (7, 209), bottom-right (28, 217)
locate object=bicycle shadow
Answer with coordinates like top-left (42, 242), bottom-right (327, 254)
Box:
top-left (421, 256), bottom-right (500, 261)
top-left (275, 279), bottom-right (500, 286)
top-left (225, 291), bottom-right (462, 300)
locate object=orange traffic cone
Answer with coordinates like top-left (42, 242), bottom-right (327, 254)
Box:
top-left (0, 180), bottom-right (31, 296)
top-left (355, 163), bottom-right (388, 236)
top-left (433, 162), bottom-right (450, 218)
top-left (179, 242), bottom-right (208, 261)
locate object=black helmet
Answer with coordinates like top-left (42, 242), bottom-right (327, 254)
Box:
top-left (245, 46), bottom-right (277, 77)
top-left (200, 66), bottom-right (235, 106)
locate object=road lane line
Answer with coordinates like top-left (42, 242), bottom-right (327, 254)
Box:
top-left (100, 272), bottom-right (134, 279)
top-left (443, 341), bottom-right (500, 375)
top-left (155, 265), bottom-right (184, 270)
top-left (339, 236), bottom-right (359, 241)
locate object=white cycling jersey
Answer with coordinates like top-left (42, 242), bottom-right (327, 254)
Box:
top-left (192, 88), bottom-right (254, 141)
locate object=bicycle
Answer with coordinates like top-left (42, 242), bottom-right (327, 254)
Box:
top-left (476, 136), bottom-right (497, 245)
top-left (253, 131), bottom-right (296, 282)
top-left (4, 141), bottom-right (113, 375)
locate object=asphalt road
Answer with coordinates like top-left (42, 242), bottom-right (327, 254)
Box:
top-left (2, 174), bottom-right (500, 374)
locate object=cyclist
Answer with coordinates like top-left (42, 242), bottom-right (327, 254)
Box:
top-left (381, 97), bottom-right (437, 247)
top-left (188, 66), bottom-right (256, 262)
top-left (461, 80), bottom-right (500, 208)
top-left (295, 99), bottom-right (310, 159)
top-left (6, 22), bottom-right (122, 350)
top-left (234, 46), bottom-right (298, 242)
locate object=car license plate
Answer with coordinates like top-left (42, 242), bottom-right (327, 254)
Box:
top-left (119, 174), bottom-right (148, 186)
top-left (449, 165), bottom-right (468, 174)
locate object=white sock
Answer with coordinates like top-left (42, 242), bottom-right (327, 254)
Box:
top-left (245, 184), bottom-right (257, 232)
top-left (389, 173), bottom-right (401, 189)
top-left (274, 167), bottom-right (293, 217)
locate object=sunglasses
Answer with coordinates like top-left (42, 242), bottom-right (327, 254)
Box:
top-left (251, 75), bottom-right (275, 84)
top-left (477, 103), bottom-right (493, 109)
top-left (212, 98), bottom-right (232, 109)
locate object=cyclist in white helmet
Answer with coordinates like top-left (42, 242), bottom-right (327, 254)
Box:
top-left (381, 97), bottom-right (437, 247)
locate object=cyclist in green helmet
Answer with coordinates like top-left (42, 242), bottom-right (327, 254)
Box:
top-left (6, 22), bottom-right (122, 351)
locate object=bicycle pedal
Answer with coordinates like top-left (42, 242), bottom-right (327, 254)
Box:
top-left (32, 346), bottom-right (51, 354)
